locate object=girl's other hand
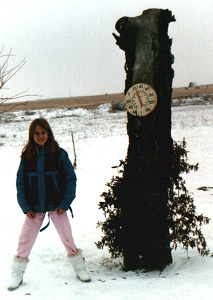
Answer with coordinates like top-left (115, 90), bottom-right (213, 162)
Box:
top-left (26, 210), bottom-right (36, 219)
top-left (54, 207), bottom-right (65, 215)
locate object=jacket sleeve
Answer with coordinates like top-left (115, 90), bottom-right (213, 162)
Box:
top-left (58, 150), bottom-right (77, 211)
top-left (16, 159), bottom-right (32, 214)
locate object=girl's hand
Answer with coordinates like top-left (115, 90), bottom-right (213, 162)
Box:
top-left (26, 210), bottom-right (35, 219)
top-left (54, 207), bottom-right (66, 215)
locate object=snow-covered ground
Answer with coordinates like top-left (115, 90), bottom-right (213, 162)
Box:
top-left (0, 101), bottom-right (213, 299)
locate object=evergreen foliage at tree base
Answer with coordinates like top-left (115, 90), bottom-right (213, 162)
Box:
top-left (96, 139), bottom-right (210, 270)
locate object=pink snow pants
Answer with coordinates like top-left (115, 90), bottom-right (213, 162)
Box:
top-left (17, 211), bottom-right (77, 259)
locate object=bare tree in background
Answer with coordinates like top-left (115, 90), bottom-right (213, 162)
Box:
top-left (0, 46), bottom-right (34, 114)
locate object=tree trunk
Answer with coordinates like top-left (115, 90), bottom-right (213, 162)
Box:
top-left (113, 9), bottom-right (175, 271)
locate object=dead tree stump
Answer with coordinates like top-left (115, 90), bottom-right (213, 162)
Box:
top-left (113, 9), bottom-right (175, 271)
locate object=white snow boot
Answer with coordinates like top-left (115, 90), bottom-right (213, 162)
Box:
top-left (69, 249), bottom-right (91, 282)
top-left (8, 256), bottom-right (29, 290)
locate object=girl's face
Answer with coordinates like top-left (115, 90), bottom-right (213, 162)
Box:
top-left (34, 125), bottom-right (48, 147)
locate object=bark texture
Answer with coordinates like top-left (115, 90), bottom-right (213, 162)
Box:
top-left (113, 9), bottom-right (175, 271)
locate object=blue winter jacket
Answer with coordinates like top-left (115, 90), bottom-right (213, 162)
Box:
top-left (16, 147), bottom-right (77, 214)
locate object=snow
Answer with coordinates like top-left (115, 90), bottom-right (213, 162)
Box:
top-left (0, 101), bottom-right (213, 299)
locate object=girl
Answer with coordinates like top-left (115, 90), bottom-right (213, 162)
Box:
top-left (8, 118), bottom-right (91, 290)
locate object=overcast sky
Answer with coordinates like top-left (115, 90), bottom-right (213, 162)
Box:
top-left (1, 0), bottom-right (213, 101)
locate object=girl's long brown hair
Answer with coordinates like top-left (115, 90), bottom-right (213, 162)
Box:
top-left (21, 118), bottom-right (59, 159)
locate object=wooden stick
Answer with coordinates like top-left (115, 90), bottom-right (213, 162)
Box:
top-left (71, 132), bottom-right (77, 169)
